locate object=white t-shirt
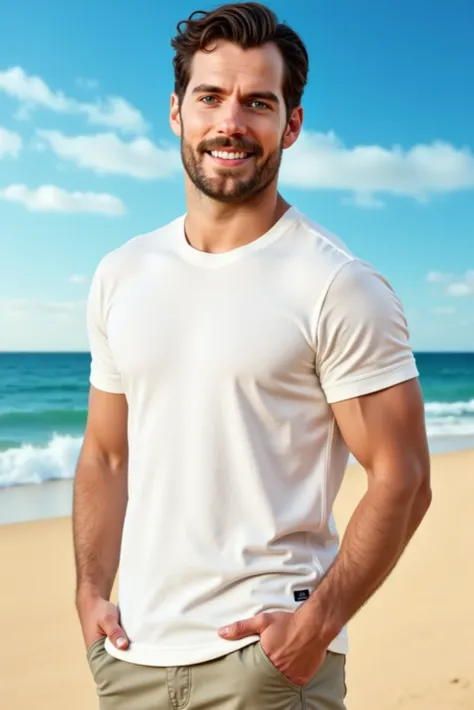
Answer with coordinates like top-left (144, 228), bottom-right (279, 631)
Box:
top-left (86, 206), bottom-right (419, 667)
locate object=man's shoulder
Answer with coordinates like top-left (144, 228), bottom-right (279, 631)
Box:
top-left (286, 208), bottom-right (395, 300)
top-left (93, 215), bottom-right (184, 281)
top-left (287, 207), bottom-right (357, 274)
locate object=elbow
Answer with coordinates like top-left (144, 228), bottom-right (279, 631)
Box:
top-left (373, 458), bottom-right (432, 511)
top-left (405, 456), bottom-right (432, 522)
top-left (414, 470), bottom-right (432, 516)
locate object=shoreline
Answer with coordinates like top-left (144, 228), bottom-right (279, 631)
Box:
top-left (1, 446), bottom-right (473, 526)
top-left (0, 478), bottom-right (75, 525)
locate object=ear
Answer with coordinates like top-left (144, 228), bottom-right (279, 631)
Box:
top-left (170, 93), bottom-right (182, 138)
top-left (282, 106), bottom-right (303, 150)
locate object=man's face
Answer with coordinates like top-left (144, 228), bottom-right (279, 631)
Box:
top-left (170, 40), bottom-right (302, 204)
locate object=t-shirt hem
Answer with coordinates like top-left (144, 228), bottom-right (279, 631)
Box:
top-left (104, 633), bottom-right (347, 666)
top-left (89, 374), bottom-right (124, 394)
top-left (323, 360), bottom-right (419, 404)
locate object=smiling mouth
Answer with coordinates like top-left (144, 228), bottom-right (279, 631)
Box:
top-left (206, 150), bottom-right (254, 161)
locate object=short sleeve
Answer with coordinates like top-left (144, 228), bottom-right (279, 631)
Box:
top-left (316, 259), bottom-right (419, 404)
top-left (86, 260), bottom-right (124, 394)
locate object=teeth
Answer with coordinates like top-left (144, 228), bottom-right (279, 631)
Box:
top-left (210, 151), bottom-right (249, 160)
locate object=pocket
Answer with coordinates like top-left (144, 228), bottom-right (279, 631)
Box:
top-left (86, 636), bottom-right (107, 673)
top-left (256, 641), bottom-right (304, 691)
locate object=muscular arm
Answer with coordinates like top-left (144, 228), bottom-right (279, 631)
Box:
top-left (295, 377), bottom-right (432, 646)
top-left (73, 385), bottom-right (128, 607)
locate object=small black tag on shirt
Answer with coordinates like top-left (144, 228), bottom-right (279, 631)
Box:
top-left (293, 589), bottom-right (310, 602)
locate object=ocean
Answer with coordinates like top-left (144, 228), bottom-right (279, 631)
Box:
top-left (0, 351), bottom-right (473, 490)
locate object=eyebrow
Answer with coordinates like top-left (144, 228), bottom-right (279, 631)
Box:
top-left (191, 84), bottom-right (280, 104)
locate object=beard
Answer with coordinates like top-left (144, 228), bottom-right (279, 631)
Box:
top-left (180, 133), bottom-right (283, 204)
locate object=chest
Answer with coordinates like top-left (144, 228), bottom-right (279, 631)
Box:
top-left (106, 262), bottom-right (316, 386)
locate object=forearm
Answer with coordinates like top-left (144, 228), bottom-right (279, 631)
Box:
top-left (296, 474), bottom-right (431, 645)
top-left (72, 452), bottom-right (128, 605)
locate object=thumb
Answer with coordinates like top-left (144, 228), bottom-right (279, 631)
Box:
top-left (218, 613), bottom-right (269, 640)
top-left (102, 612), bottom-right (129, 650)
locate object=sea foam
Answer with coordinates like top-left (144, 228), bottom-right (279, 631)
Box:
top-left (1, 400), bottom-right (474, 487)
top-left (0, 434), bottom-right (83, 487)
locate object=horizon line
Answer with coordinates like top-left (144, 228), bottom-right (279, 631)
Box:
top-left (1, 350), bottom-right (473, 356)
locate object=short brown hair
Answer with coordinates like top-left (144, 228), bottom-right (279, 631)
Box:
top-left (171, 2), bottom-right (309, 117)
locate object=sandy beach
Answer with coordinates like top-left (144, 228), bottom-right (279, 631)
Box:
top-left (1, 449), bottom-right (473, 710)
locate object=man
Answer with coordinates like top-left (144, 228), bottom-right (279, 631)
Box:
top-left (73, 3), bottom-right (432, 708)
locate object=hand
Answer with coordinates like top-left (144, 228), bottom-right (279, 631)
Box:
top-left (76, 595), bottom-right (129, 652)
top-left (218, 611), bottom-right (327, 686)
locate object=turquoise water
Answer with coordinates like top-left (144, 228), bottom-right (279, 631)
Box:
top-left (0, 352), bottom-right (473, 487)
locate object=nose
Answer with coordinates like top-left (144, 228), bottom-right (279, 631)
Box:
top-left (217, 99), bottom-right (248, 137)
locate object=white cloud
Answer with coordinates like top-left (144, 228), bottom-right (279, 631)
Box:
top-left (447, 281), bottom-right (473, 297)
top-left (433, 306), bottom-right (457, 316)
top-left (0, 66), bottom-right (147, 135)
top-left (42, 300), bottom-right (85, 315)
top-left (426, 271), bottom-right (452, 284)
top-left (447, 270), bottom-right (474, 297)
top-left (0, 125), bottom-right (22, 158)
top-left (69, 274), bottom-right (88, 285)
top-left (342, 192), bottom-right (385, 209)
top-left (426, 269), bottom-right (474, 297)
top-left (0, 298), bottom-right (30, 318)
top-left (280, 131), bottom-right (474, 205)
top-left (0, 298), bottom-right (85, 317)
top-left (38, 129), bottom-right (182, 179)
top-left (0, 298), bottom-right (88, 350)
top-left (78, 97), bottom-right (147, 134)
top-left (0, 183), bottom-right (125, 215)
top-left (0, 66), bottom-right (69, 110)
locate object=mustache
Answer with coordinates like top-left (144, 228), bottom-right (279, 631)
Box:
top-left (198, 138), bottom-right (262, 156)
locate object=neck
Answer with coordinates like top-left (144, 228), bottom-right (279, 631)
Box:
top-left (183, 181), bottom-right (291, 254)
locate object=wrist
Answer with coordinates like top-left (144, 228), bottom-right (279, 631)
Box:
top-left (75, 585), bottom-right (105, 610)
top-left (293, 597), bottom-right (342, 649)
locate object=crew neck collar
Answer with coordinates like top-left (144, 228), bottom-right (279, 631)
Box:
top-left (175, 206), bottom-right (298, 268)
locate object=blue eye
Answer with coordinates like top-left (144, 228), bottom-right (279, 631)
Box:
top-left (200, 95), bottom-right (217, 104)
top-left (250, 100), bottom-right (270, 109)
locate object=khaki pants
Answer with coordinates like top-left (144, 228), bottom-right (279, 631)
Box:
top-left (87, 637), bottom-right (347, 709)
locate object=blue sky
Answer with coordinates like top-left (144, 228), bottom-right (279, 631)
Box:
top-left (0, 0), bottom-right (473, 352)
